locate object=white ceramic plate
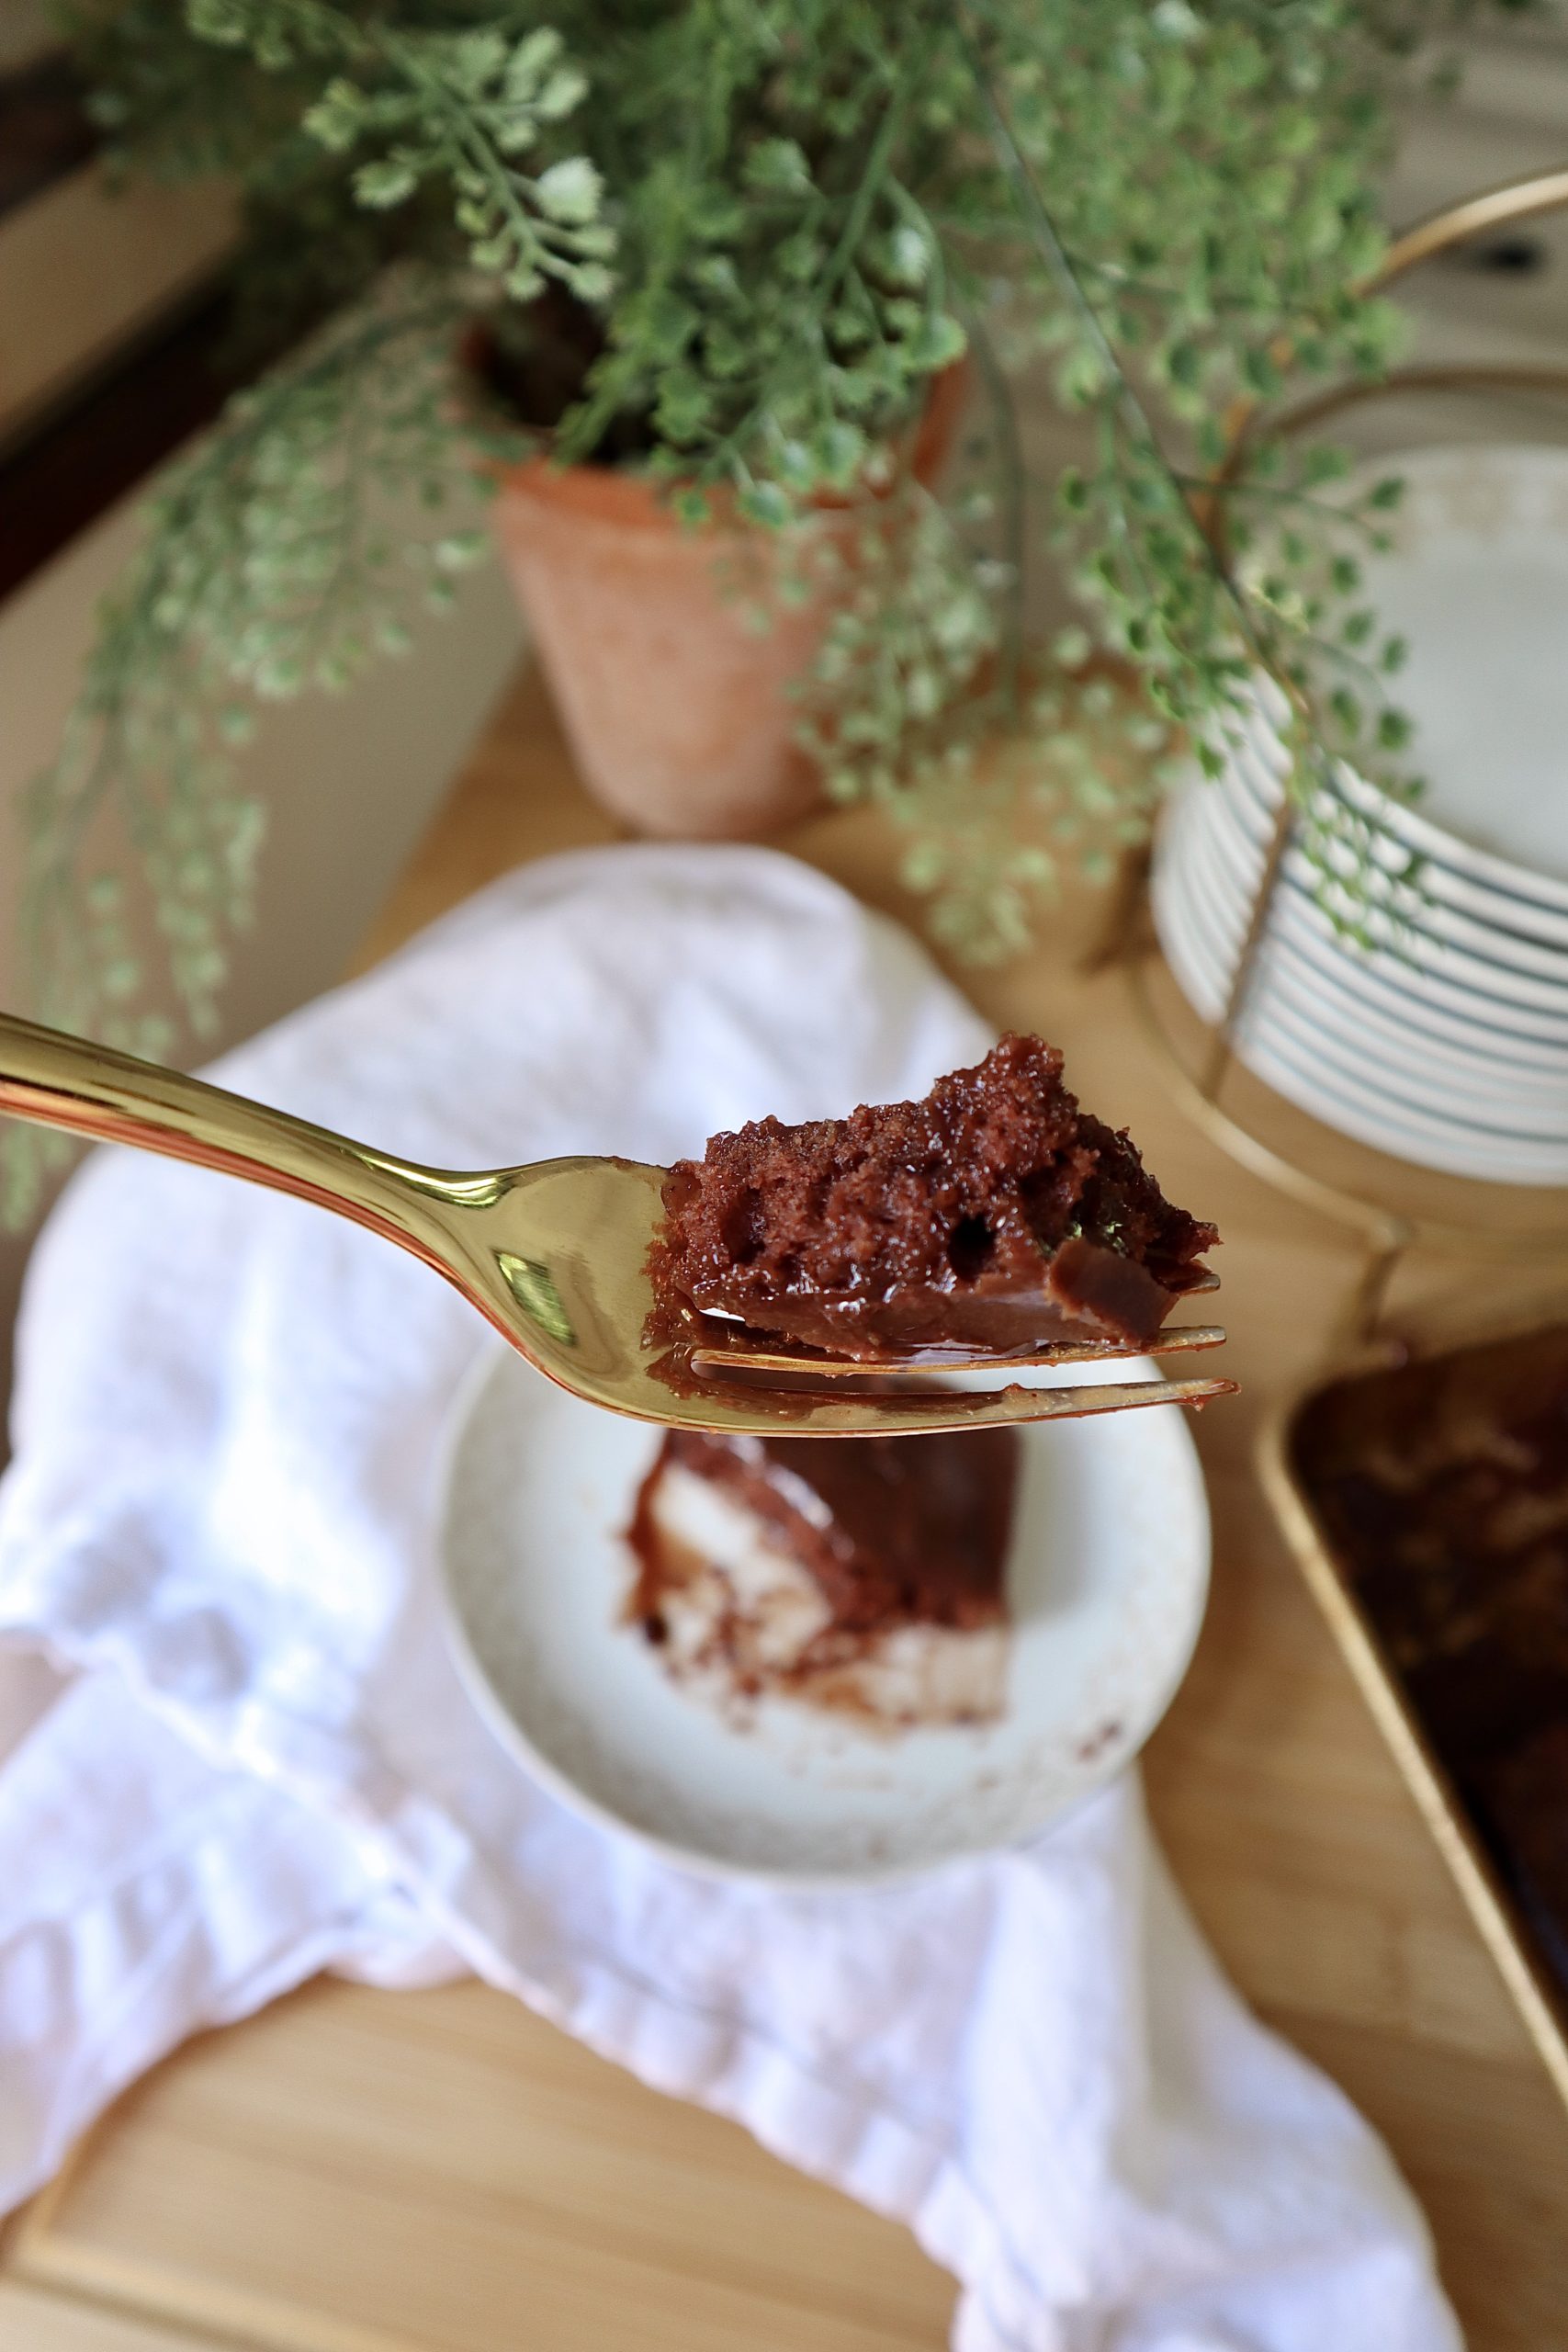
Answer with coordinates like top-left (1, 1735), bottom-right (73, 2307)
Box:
top-left (1229, 933), bottom-right (1568, 1115)
top-left (1247, 979), bottom-right (1568, 1168)
top-left (1170, 797), bottom-right (1568, 1071)
top-left (1193, 757), bottom-right (1568, 1011)
top-left (1159, 910), bottom-right (1568, 1178)
top-left (1238, 1029), bottom-right (1568, 1184)
top-left (438, 1346), bottom-right (1212, 1884)
top-left (1353, 445), bottom-right (1568, 897)
top-left (1164, 906), bottom-right (1568, 1129)
top-left (1235, 447), bottom-right (1568, 911)
top-left (1216, 729), bottom-right (1568, 956)
top-left (1154, 858), bottom-right (1568, 1182)
top-left (1156, 788), bottom-right (1568, 1065)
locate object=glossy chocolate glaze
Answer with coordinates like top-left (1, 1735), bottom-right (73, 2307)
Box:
top-left (1294, 1323), bottom-right (1568, 2004)
top-left (626, 1425), bottom-right (1019, 1641)
top-left (647, 1034), bottom-right (1217, 1362)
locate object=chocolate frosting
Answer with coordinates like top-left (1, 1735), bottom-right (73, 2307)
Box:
top-left (1296, 1323), bottom-right (1568, 2007)
top-left (649, 1033), bottom-right (1217, 1361)
top-left (627, 1425), bottom-right (1019, 1637)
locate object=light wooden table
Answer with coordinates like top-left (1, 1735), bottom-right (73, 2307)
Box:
top-left (5, 664), bottom-right (1568, 2352)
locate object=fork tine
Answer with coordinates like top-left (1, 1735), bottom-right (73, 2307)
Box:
top-left (691, 1324), bottom-right (1228, 1379)
top-left (697, 1374), bottom-right (1237, 1436)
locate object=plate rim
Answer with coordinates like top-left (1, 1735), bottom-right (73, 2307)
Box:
top-left (1158, 840), bottom-right (1568, 1096)
top-left (1246, 442), bottom-right (1568, 912)
top-left (1215, 750), bottom-right (1568, 953)
top-left (1161, 785), bottom-right (1568, 1037)
top-left (1153, 866), bottom-right (1568, 1182)
top-left (1200, 763), bottom-right (1568, 995)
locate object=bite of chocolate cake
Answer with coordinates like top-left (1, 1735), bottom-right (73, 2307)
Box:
top-left (647, 1033), bottom-right (1218, 1363)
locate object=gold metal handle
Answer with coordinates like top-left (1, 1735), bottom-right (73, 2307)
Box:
top-left (0, 1008), bottom-right (456, 1250)
top-left (1213, 164), bottom-right (1568, 502)
top-left (1373, 164), bottom-right (1568, 292)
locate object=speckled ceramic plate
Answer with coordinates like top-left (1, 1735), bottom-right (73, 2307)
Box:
top-left (437, 1344), bottom-right (1211, 1883)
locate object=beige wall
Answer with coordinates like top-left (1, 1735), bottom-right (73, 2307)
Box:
top-left (0, 168), bottom-right (238, 447)
top-left (0, 486), bottom-right (525, 1430)
top-left (0, 4), bottom-right (55, 70)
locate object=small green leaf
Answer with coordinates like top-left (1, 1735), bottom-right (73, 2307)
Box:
top-left (536, 155), bottom-right (602, 224)
top-left (353, 158), bottom-right (418, 210)
top-left (504, 27), bottom-right (563, 94)
top-left (887, 223), bottom-right (931, 288)
top-left (745, 137), bottom-right (812, 194)
top-left (1057, 346), bottom-right (1106, 407)
top-left (534, 65), bottom-right (587, 119)
top-left (1300, 444), bottom-right (1351, 490)
top-left (301, 79), bottom-right (365, 154)
top-left (906, 311), bottom-right (965, 372)
top-left (433, 531), bottom-right (489, 572)
top-left (1152, 0), bottom-right (1201, 39)
top-left (564, 261), bottom-right (614, 304)
top-left (739, 481), bottom-right (793, 528)
top-left (1241, 346), bottom-right (1282, 398)
top-left (811, 419), bottom-right (866, 486)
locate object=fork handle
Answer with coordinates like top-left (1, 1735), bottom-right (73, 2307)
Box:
top-left (0, 1008), bottom-right (445, 1249)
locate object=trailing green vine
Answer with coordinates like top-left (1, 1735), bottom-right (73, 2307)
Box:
top-left (6, 278), bottom-right (491, 1220)
top-left (6, 0), bottom-right (1536, 1218)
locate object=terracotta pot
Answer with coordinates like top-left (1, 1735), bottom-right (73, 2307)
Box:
top-left (491, 367), bottom-right (967, 838)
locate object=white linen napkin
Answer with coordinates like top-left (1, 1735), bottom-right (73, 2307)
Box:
top-left (0, 843), bottom-right (1458, 2352)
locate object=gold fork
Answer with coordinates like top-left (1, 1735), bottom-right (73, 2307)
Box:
top-left (0, 1011), bottom-right (1234, 1435)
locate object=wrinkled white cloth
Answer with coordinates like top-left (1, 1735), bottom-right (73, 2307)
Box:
top-left (0, 844), bottom-right (1458, 2352)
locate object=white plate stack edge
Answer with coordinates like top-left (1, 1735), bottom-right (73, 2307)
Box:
top-left (1151, 445), bottom-right (1568, 1187)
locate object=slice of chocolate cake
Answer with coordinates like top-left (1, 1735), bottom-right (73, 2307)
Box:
top-left (626, 1427), bottom-right (1019, 1725)
top-left (649, 1033), bottom-right (1217, 1363)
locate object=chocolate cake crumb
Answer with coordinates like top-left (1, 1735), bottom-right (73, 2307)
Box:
top-left (648, 1033), bottom-right (1218, 1361)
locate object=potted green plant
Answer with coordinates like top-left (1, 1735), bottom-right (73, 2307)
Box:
top-left (7, 0), bottom-right (1520, 1222)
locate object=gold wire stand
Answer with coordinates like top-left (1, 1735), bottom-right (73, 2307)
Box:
top-left (1128, 167), bottom-right (1568, 1344)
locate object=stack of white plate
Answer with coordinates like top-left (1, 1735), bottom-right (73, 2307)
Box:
top-left (1151, 444), bottom-right (1568, 1187)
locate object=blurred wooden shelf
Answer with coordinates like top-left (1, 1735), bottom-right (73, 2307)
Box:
top-left (5, 661), bottom-right (1568, 2352)
top-left (0, 2280), bottom-right (230, 2352)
